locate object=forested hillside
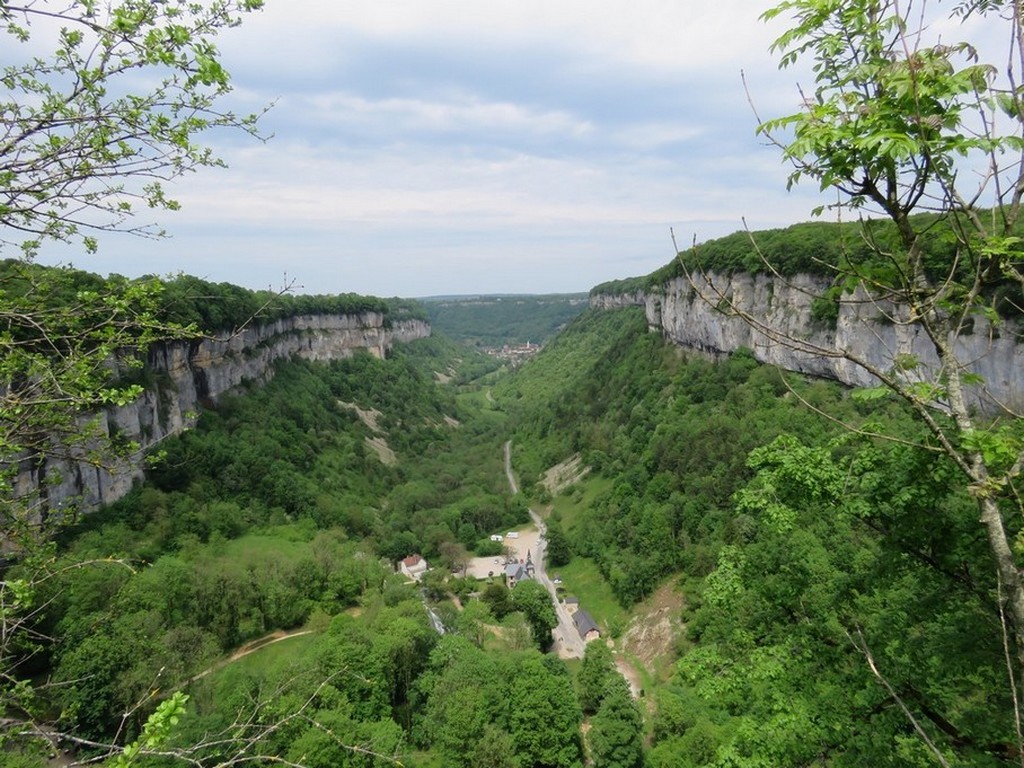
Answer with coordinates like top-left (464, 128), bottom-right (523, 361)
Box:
top-left (4, 295), bottom-right (1016, 766)
top-left (6, 0), bottom-right (1024, 765)
top-left (423, 294), bottom-right (587, 347)
top-left (7, 329), bottom-right (591, 767)
top-left (496, 307), bottom-right (1017, 766)
top-left (0, 259), bottom-right (425, 336)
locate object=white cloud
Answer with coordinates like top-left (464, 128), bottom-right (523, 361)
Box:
top-left (611, 121), bottom-right (706, 150)
top-left (296, 90), bottom-right (593, 138)
top-left (217, 0), bottom-right (797, 104)
top-left (242, 0), bottom-right (784, 75)
top-left (32, 0), bottom-right (837, 296)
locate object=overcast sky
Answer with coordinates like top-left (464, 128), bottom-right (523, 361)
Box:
top-left (50, 1), bottom-right (837, 298)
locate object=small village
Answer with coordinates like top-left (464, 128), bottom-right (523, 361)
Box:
top-left (397, 524), bottom-right (602, 653)
top-left (480, 340), bottom-right (541, 367)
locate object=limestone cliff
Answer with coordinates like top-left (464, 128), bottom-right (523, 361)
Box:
top-left (592, 272), bottom-right (1024, 412)
top-left (21, 312), bottom-right (430, 513)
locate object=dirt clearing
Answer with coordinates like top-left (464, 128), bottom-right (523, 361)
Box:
top-left (615, 580), bottom-right (685, 678)
top-left (542, 453), bottom-right (590, 495)
top-left (465, 525), bottom-right (541, 580)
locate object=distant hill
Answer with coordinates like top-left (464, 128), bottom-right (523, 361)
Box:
top-left (421, 293), bottom-right (588, 347)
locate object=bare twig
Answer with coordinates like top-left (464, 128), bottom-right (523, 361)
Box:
top-left (847, 627), bottom-right (953, 768)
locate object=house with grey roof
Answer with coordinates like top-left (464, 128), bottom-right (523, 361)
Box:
top-left (573, 609), bottom-right (601, 643)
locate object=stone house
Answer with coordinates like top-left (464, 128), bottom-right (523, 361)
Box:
top-left (573, 609), bottom-right (601, 643)
top-left (399, 554), bottom-right (428, 581)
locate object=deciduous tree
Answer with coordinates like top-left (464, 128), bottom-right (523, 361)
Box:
top-left (506, 653), bottom-right (584, 768)
top-left (0, 1), bottom-right (275, 763)
top-left (683, 0), bottom-right (1024, 760)
top-left (588, 676), bottom-right (644, 768)
top-left (511, 578), bottom-right (557, 651)
top-left (577, 640), bottom-right (616, 715)
top-left (1, 0), bottom-right (267, 255)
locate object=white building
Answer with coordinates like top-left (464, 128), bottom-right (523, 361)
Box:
top-left (399, 554), bottom-right (428, 581)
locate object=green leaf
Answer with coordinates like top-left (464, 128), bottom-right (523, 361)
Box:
top-left (850, 386), bottom-right (891, 401)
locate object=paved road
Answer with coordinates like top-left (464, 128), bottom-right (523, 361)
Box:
top-left (504, 441), bottom-right (585, 659)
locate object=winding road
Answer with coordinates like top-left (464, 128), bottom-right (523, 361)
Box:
top-left (504, 441), bottom-right (586, 659)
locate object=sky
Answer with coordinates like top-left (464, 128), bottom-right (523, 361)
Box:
top-left (41, 1), bottom-right (837, 298)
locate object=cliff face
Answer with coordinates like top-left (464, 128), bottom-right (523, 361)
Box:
top-left (593, 272), bottom-right (1024, 412)
top-left (22, 313), bottom-right (430, 513)
top-left (588, 291), bottom-right (646, 312)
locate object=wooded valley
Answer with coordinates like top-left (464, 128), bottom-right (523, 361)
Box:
top-left (3, 267), bottom-right (1020, 766)
top-left (7, 1), bottom-right (1024, 766)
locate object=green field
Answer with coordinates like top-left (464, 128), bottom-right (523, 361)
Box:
top-left (553, 557), bottom-right (627, 637)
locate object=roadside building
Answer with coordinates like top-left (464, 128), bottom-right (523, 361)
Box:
top-left (504, 550), bottom-right (535, 589)
top-left (573, 609), bottom-right (601, 643)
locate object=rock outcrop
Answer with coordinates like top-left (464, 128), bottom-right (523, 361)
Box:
top-left (20, 312), bottom-right (430, 514)
top-left (593, 272), bottom-right (1024, 412)
top-left (588, 291), bottom-right (646, 312)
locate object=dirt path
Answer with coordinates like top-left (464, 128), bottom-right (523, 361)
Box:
top-left (615, 657), bottom-right (642, 699)
top-left (188, 628), bottom-right (314, 684)
top-left (37, 630), bottom-right (316, 767)
top-left (504, 440), bottom-right (519, 494)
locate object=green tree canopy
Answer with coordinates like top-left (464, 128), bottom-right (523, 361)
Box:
top-left (0, 1), bottom-right (282, 763)
top-left (577, 640), bottom-right (617, 715)
top-left (588, 676), bottom-right (644, 768)
top-left (673, 0), bottom-right (1024, 762)
top-left (511, 578), bottom-right (558, 651)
